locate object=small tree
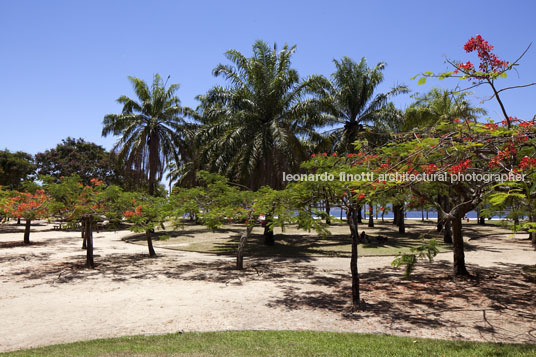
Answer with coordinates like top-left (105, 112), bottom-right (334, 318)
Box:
top-left (2, 189), bottom-right (49, 244)
top-left (122, 193), bottom-right (168, 257)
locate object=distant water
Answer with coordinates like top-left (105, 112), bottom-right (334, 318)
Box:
top-left (326, 206), bottom-right (508, 220)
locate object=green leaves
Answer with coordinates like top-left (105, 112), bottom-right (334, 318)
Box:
top-left (392, 239), bottom-right (439, 278)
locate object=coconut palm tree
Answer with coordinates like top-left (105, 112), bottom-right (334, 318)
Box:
top-left (196, 40), bottom-right (330, 191)
top-left (403, 88), bottom-right (486, 130)
top-left (102, 74), bottom-right (190, 195)
top-left (323, 57), bottom-right (409, 153)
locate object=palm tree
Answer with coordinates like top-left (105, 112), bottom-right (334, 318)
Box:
top-left (323, 57), bottom-right (408, 153)
top-left (102, 74), bottom-right (190, 195)
top-left (403, 88), bottom-right (486, 130)
top-left (195, 40), bottom-right (330, 191)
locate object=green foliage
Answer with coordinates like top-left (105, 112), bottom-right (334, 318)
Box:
top-left (392, 239), bottom-right (439, 278)
top-left (324, 57), bottom-right (408, 153)
top-left (0, 150), bottom-right (35, 190)
top-left (102, 74), bottom-right (191, 195)
top-left (35, 138), bottom-right (116, 186)
top-left (194, 41), bottom-right (330, 189)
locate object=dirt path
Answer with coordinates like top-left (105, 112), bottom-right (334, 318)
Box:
top-left (0, 221), bottom-right (535, 352)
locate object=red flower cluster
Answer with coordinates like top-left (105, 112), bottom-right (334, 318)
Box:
top-left (124, 205), bottom-right (143, 218)
top-left (423, 163), bottom-right (438, 174)
top-left (489, 149), bottom-right (514, 168)
top-left (448, 159), bottom-right (471, 174)
top-left (457, 35), bottom-right (509, 77)
top-left (484, 123), bottom-right (499, 131)
top-left (519, 156), bottom-right (536, 170)
top-left (90, 178), bottom-right (103, 186)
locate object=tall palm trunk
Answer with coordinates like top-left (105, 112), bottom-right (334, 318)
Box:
top-left (148, 133), bottom-right (159, 196)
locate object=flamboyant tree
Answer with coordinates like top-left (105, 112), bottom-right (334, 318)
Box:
top-left (1, 189), bottom-right (49, 244)
top-left (45, 176), bottom-right (112, 268)
top-left (122, 193), bottom-right (168, 257)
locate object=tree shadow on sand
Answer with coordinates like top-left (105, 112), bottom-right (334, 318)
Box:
top-left (266, 260), bottom-right (536, 343)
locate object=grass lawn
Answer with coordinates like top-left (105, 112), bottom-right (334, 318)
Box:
top-left (3, 331), bottom-right (535, 356)
top-left (126, 220), bottom-right (451, 257)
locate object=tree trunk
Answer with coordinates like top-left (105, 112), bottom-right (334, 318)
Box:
top-left (147, 133), bottom-right (159, 196)
top-left (443, 220), bottom-right (453, 244)
top-left (263, 215), bottom-right (274, 246)
top-left (398, 205), bottom-right (405, 234)
top-left (81, 220), bottom-right (87, 249)
top-left (145, 230), bottom-right (157, 257)
top-left (357, 206), bottom-right (363, 224)
top-left (23, 219), bottom-right (31, 244)
top-left (393, 204), bottom-right (399, 225)
top-left (436, 195), bottom-right (443, 232)
top-left (346, 207), bottom-right (360, 309)
top-left (368, 205), bottom-right (374, 228)
top-left (237, 225), bottom-right (253, 270)
top-left (442, 197), bottom-right (452, 243)
top-left (325, 199), bottom-right (331, 225)
top-left (17, 217), bottom-right (21, 225)
top-left (421, 207), bottom-right (424, 222)
top-left (452, 216), bottom-right (469, 276)
top-left (84, 216), bottom-right (94, 268)
top-left (531, 214), bottom-right (536, 248)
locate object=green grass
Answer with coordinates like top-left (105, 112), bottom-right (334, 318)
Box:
top-left (128, 221), bottom-right (450, 258)
top-left (3, 331), bottom-right (534, 356)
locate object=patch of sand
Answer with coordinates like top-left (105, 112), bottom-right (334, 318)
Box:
top-left (0, 220), bottom-right (535, 352)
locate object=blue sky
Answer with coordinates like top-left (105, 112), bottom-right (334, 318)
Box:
top-left (1, 0), bottom-right (535, 155)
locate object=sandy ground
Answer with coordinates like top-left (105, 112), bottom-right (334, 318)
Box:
top-left (0, 220), bottom-right (535, 352)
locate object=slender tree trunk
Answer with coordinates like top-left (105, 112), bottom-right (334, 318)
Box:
top-left (357, 206), bottom-right (363, 224)
top-left (381, 210), bottom-right (385, 223)
top-left (17, 217), bottom-right (21, 225)
top-left (436, 195), bottom-right (443, 232)
top-left (443, 197), bottom-right (453, 244)
top-left (426, 209), bottom-right (429, 220)
top-left (145, 230), bottom-right (156, 257)
top-left (325, 199), bottom-right (331, 225)
top-left (421, 207), bottom-right (424, 222)
top-left (346, 207), bottom-right (360, 309)
top-left (81, 220), bottom-right (87, 249)
top-left (237, 225), bottom-right (253, 270)
top-left (443, 220), bottom-right (453, 244)
top-left (23, 219), bottom-right (31, 244)
top-left (398, 205), bottom-right (405, 234)
top-left (263, 214), bottom-right (274, 246)
top-left (368, 205), bottom-right (374, 228)
top-left (452, 215), bottom-right (469, 276)
top-left (84, 216), bottom-right (94, 269)
top-left (530, 213), bottom-right (536, 248)
top-left (393, 204), bottom-right (399, 225)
